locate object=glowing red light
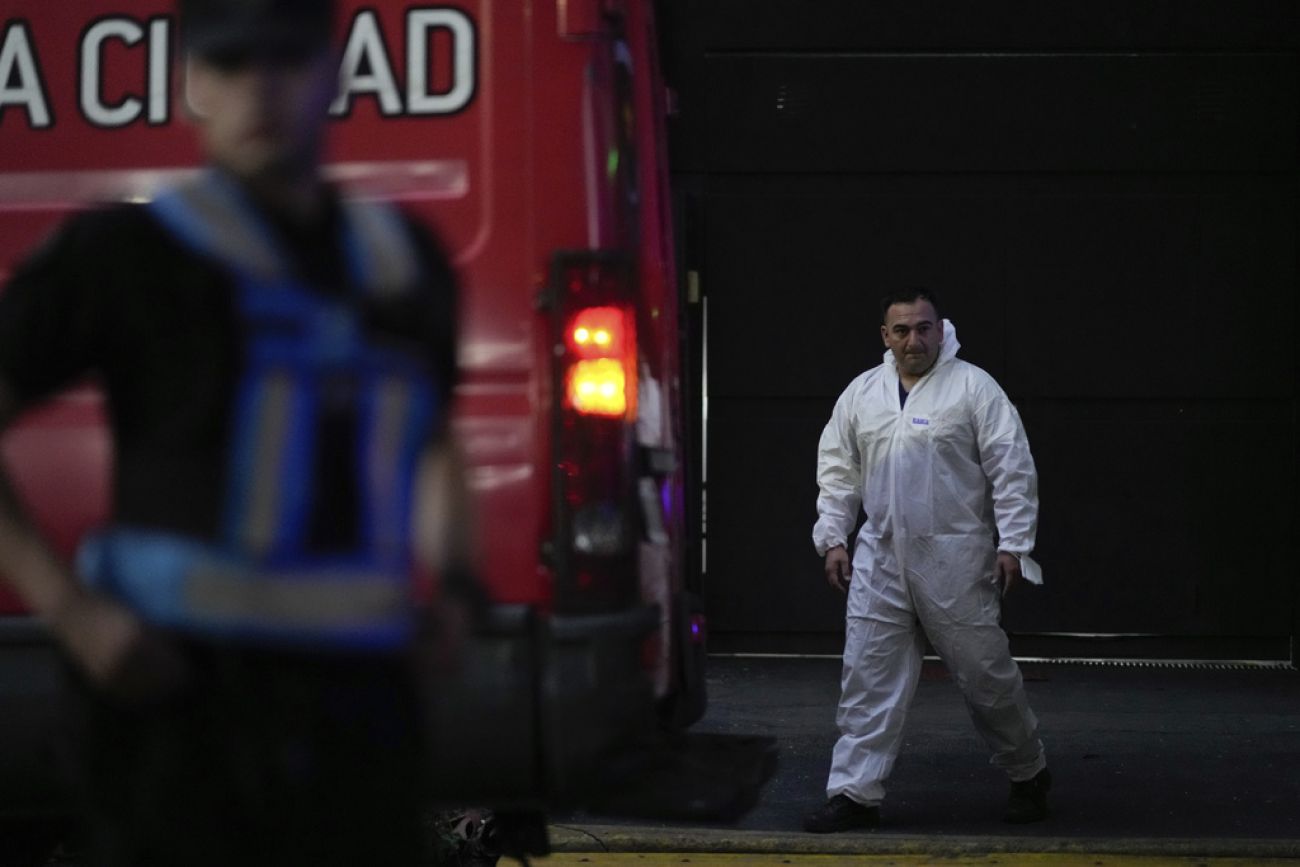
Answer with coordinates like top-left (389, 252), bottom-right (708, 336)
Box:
top-left (567, 306), bottom-right (625, 358)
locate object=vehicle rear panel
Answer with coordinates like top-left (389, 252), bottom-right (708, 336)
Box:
top-left (0, 0), bottom-right (724, 815)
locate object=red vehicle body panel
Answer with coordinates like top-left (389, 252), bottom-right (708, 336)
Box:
top-left (0, 0), bottom-right (684, 614)
top-left (0, 1), bottom-right (707, 812)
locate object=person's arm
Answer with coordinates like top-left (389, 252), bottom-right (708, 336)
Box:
top-left (971, 378), bottom-right (1042, 595)
top-left (409, 432), bottom-right (483, 672)
top-left (0, 382), bottom-right (83, 622)
top-left (0, 208), bottom-right (187, 700)
top-left (0, 381), bottom-right (186, 700)
top-left (412, 433), bottom-right (477, 593)
top-left (401, 211), bottom-right (481, 661)
top-left (813, 378), bottom-right (864, 593)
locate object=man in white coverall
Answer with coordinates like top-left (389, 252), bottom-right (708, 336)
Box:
top-left (804, 288), bottom-right (1051, 833)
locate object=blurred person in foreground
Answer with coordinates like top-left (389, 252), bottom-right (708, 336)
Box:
top-left (0, 0), bottom-right (476, 863)
top-left (805, 288), bottom-right (1050, 833)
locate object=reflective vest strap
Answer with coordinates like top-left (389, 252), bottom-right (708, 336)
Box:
top-left (149, 172), bottom-right (288, 283)
top-left (78, 530), bottom-right (414, 647)
top-left (185, 566), bottom-right (412, 632)
top-left (150, 170), bottom-right (423, 298)
top-left (341, 197), bottom-right (421, 297)
top-left (360, 374), bottom-right (438, 564)
top-left (225, 371), bottom-right (304, 559)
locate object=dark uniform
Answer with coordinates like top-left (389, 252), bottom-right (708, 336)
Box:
top-left (0, 174), bottom-right (458, 865)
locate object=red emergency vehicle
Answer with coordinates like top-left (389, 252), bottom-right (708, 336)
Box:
top-left (0, 0), bottom-right (764, 823)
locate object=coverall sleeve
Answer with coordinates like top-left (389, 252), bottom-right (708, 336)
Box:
top-left (971, 379), bottom-right (1042, 582)
top-left (812, 379), bottom-right (863, 556)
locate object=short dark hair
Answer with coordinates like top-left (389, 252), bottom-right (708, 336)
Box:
top-left (880, 287), bottom-right (941, 324)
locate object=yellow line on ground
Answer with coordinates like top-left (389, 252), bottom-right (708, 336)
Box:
top-left (535, 855), bottom-right (1298, 866)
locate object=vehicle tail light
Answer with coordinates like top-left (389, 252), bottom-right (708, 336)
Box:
top-left (565, 303), bottom-right (634, 418)
top-left (568, 358), bottom-right (627, 417)
top-left (569, 306), bottom-right (627, 357)
top-left (548, 253), bottom-right (638, 613)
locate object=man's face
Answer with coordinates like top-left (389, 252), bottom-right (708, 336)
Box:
top-left (881, 299), bottom-right (944, 379)
top-left (185, 51), bottom-right (335, 182)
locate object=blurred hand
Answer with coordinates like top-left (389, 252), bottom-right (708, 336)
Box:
top-left (52, 593), bottom-right (189, 705)
top-left (824, 546), bottom-right (851, 594)
top-left (995, 552), bottom-right (1024, 597)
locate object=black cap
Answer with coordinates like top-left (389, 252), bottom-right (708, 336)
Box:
top-left (180, 0), bottom-right (335, 63)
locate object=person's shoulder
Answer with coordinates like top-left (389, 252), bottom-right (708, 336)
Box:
top-left (388, 205), bottom-right (455, 276)
top-left (9, 201), bottom-right (179, 291)
top-left (837, 364), bottom-right (886, 401)
top-left (947, 359), bottom-right (1009, 400)
top-left (332, 192), bottom-right (454, 280)
top-left (949, 357), bottom-right (991, 379)
top-left (844, 365), bottom-right (881, 387)
top-left (349, 201), bottom-right (460, 385)
top-left (28, 201), bottom-right (165, 260)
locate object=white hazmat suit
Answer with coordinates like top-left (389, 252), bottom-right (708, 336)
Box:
top-left (813, 320), bottom-right (1045, 807)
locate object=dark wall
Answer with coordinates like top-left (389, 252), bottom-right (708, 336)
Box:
top-left (662, 1), bottom-right (1300, 656)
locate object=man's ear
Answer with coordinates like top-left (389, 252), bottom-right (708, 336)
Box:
top-left (880, 324), bottom-right (889, 346)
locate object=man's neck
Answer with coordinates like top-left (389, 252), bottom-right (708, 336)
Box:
top-left (899, 358), bottom-right (940, 391)
top-left (250, 175), bottom-right (327, 225)
top-left (225, 163), bottom-right (328, 226)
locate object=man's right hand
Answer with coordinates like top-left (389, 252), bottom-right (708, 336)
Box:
top-left (824, 545), bottom-right (851, 593)
top-left (52, 594), bottom-right (189, 705)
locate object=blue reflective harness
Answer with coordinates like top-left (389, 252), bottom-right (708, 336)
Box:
top-left (78, 170), bottom-right (438, 649)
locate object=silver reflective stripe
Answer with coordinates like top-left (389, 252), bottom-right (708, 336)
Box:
top-left (242, 373), bottom-right (294, 557)
top-left (368, 377), bottom-right (411, 560)
top-left (172, 177), bottom-right (418, 294)
top-left (172, 178), bottom-right (287, 282)
top-left (185, 567), bottom-right (410, 630)
top-left (343, 198), bottom-right (419, 296)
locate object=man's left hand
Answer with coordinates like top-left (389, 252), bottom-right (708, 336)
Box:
top-left (995, 552), bottom-right (1023, 597)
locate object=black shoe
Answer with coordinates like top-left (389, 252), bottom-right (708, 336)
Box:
top-left (1004, 768), bottom-right (1052, 823)
top-left (803, 794), bottom-right (880, 833)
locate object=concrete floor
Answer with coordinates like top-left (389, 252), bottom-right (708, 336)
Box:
top-left (11, 651), bottom-right (1300, 863)
top-left (558, 654), bottom-right (1300, 857)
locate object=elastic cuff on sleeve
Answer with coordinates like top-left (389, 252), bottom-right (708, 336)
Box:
top-left (1000, 552), bottom-right (1042, 585)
